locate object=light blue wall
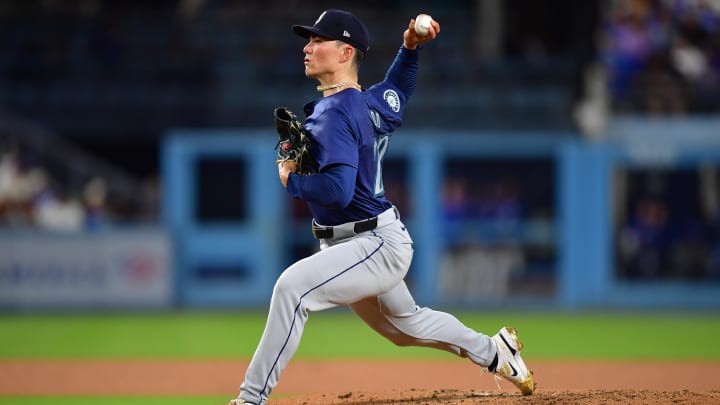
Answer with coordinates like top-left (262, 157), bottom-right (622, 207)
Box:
top-left (163, 120), bottom-right (720, 309)
top-left (162, 133), bottom-right (285, 307)
top-left (559, 118), bottom-right (720, 308)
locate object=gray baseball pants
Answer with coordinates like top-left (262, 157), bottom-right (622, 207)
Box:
top-left (239, 207), bottom-right (496, 404)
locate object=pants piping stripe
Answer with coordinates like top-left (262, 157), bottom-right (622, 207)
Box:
top-left (259, 236), bottom-right (385, 401)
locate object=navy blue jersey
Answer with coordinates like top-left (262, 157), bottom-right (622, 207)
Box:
top-left (301, 89), bottom-right (394, 225)
top-left (287, 47), bottom-right (418, 226)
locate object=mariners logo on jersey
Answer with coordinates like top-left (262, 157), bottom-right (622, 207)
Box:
top-left (383, 89), bottom-right (401, 113)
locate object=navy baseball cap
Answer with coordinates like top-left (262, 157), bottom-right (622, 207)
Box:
top-left (293, 9), bottom-right (370, 54)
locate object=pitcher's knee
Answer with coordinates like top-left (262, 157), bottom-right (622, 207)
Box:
top-left (382, 327), bottom-right (415, 347)
top-left (388, 335), bottom-right (414, 347)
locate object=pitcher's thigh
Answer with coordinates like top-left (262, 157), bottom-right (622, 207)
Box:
top-left (278, 235), bottom-right (399, 309)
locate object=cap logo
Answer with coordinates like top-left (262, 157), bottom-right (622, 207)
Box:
top-left (342, 30), bottom-right (351, 38)
top-left (315, 11), bottom-right (326, 25)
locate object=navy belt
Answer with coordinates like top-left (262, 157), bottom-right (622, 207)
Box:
top-left (311, 216), bottom-right (378, 239)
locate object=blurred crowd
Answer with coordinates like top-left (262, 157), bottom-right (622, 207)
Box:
top-left (616, 169), bottom-right (720, 281)
top-left (601, 0), bottom-right (720, 114)
top-left (0, 140), bottom-right (159, 231)
top-left (439, 174), bottom-right (527, 300)
top-left (0, 0), bottom-right (586, 136)
top-left (1, 0), bottom-right (719, 286)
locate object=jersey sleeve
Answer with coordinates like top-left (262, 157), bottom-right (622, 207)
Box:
top-left (363, 47), bottom-right (419, 134)
top-left (383, 46), bottom-right (419, 97)
top-left (285, 163), bottom-right (356, 208)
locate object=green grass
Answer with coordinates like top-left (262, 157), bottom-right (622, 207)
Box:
top-left (1, 311), bottom-right (719, 403)
top-left (0, 311), bottom-right (267, 359)
top-left (1, 310), bottom-right (719, 360)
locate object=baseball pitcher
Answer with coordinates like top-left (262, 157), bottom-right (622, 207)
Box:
top-left (229, 9), bottom-right (535, 405)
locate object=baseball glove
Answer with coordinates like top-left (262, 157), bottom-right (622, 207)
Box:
top-left (274, 107), bottom-right (317, 175)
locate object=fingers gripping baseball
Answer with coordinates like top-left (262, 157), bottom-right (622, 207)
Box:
top-left (404, 14), bottom-right (440, 50)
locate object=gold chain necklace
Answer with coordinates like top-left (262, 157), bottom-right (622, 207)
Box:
top-left (316, 81), bottom-right (361, 92)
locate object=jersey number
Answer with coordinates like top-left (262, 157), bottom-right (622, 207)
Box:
top-left (374, 134), bottom-right (389, 196)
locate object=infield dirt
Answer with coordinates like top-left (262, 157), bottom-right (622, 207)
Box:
top-left (1, 359), bottom-right (719, 404)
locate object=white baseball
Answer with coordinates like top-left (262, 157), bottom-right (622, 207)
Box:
top-left (414, 14), bottom-right (433, 37)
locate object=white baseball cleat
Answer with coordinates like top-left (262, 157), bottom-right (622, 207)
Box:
top-left (489, 326), bottom-right (535, 395)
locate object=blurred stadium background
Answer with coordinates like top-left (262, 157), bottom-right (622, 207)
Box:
top-left (1, 0), bottom-right (720, 311)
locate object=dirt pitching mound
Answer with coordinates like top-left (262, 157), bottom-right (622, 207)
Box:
top-left (270, 388), bottom-right (720, 404)
top-left (1, 359), bottom-right (719, 404)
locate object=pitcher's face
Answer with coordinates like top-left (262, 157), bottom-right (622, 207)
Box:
top-left (303, 36), bottom-right (346, 78)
